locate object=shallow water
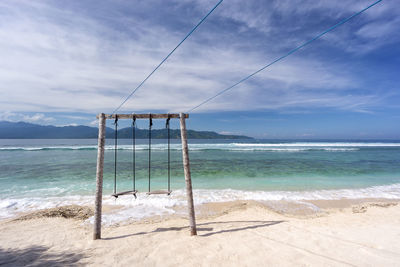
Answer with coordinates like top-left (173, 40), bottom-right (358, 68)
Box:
top-left (1, 139), bottom-right (399, 222)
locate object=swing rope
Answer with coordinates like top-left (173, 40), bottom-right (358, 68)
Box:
top-left (132, 116), bottom-right (137, 198)
top-left (113, 115), bottom-right (118, 196)
top-left (146, 114), bottom-right (172, 195)
top-left (148, 114), bottom-right (152, 193)
top-left (112, 115), bottom-right (138, 198)
top-left (166, 115), bottom-right (171, 192)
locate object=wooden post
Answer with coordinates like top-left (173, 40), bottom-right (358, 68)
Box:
top-left (93, 113), bottom-right (106, 240)
top-left (179, 112), bottom-right (197, 236)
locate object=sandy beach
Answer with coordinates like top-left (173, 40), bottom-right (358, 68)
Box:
top-left (1, 0), bottom-right (399, 266)
top-left (1, 199), bottom-right (399, 266)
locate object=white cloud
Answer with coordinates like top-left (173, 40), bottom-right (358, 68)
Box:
top-left (0, 111), bottom-right (54, 124)
top-left (0, 0), bottom-right (396, 115)
top-left (218, 131), bottom-right (234, 135)
top-left (57, 123), bottom-right (79, 127)
top-left (22, 113), bottom-right (54, 123)
top-left (0, 111), bottom-right (19, 121)
top-left (60, 115), bottom-right (91, 120)
top-left (90, 120), bottom-right (99, 126)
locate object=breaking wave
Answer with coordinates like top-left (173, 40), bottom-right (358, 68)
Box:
top-left (2, 142), bottom-right (399, 152)
top-left (1, 183), bottom-right (399, 224)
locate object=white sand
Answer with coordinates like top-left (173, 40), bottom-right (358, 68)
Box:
top-left (1, 200), bottom-right (400, 266)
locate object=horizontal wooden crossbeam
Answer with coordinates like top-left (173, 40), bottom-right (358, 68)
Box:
top-left (96, 113), bottom-right (189, 119)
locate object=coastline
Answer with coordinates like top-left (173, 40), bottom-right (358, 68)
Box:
top-left (2, 183), bottom-right (400, 223)
top-left (1, 198), bottom-right (399, 266)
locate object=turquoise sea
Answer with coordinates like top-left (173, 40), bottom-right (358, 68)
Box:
top-left (1, 139), bottom-right (400, 222)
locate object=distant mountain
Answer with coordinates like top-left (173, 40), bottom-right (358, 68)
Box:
top-left (0, 121), bottom-right (252, 139)
top-left (0, 121), bottom-right (104, 139)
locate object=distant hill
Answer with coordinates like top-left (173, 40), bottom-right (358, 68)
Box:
top-left (0, 121), bottom-right (252, 139)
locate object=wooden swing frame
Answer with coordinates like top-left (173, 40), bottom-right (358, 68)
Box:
top-left (93, 113), bottom-right (196, 239)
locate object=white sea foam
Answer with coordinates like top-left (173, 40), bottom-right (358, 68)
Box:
top-left (228, 147), bottom-right (359, 152)
top-left (233, 142), bottom-right (400, 147)
top-left (2, 141), bottom-right (398, 152)
top-left (1, 183), bottom-right (399, 225)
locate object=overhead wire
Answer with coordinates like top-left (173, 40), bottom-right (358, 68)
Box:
top-left (187, 0), bottom-right (383, 113)
top-left (112, 0), bottom-right (223, 114)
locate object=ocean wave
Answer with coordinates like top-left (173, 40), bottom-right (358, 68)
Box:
top-left (0, 145), bottom-right (155, 151)
top-left (1, 183), bottom-right (399, 224)
top-left (3, 141), bottom-right (398, 152)
top-left (228, 148), bottom-right (359, 152)
top-left (233, 142), bottom-right (400, 147)
top-left (0, 146), bottom-right (98, 151)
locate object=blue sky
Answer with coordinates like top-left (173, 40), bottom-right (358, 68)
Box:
top-left (0, 0), bottom-right (399, 138)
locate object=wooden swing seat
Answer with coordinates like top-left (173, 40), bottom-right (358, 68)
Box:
top-left (112, 190), bottom-right (138, 198)
top-left (146, 190), bottom-right (172, 195)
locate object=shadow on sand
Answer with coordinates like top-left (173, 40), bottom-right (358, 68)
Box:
top-left (104, 220), bottom-right (285, 240)
top-left (0, 245), bottom-right (86, 267)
